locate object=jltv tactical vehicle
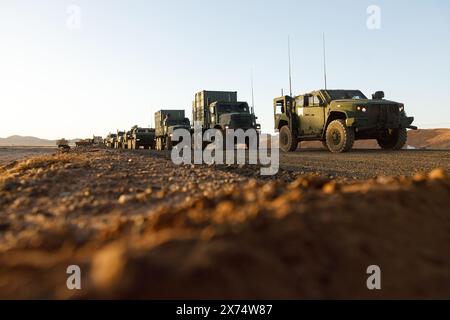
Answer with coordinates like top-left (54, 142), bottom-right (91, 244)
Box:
top-left (105, 133), bottom-right (117, 148)
top-left (193, 90), bottom-right (260, 148)
top-left (274, 89), bottom-right (416, 153)
top-left (155, 110), bottom-right (191, 150)
top-left (128, 126), bottom-right (156, 149)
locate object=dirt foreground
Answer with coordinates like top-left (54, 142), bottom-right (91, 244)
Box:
top-left (0, 147), bottom-right (449, 299)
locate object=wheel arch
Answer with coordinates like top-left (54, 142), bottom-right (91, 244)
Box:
top-left (323, 111), bottom-right (348, 138)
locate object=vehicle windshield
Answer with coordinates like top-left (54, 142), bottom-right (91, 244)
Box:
top-left (137, 128), bottom-right (151, 133)
top-left (326, 90), bottom-right (367, 100)
top-left (167, 119), bottom-right (189, 126)
top-left (217, 103), bottom-right (249, 114)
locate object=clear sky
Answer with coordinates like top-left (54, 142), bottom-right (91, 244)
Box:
top-left (1, 0), bottom-right (449, 139)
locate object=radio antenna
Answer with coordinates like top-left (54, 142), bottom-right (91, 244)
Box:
top-left (323, 32), bottom-right (328, 90)
top-left (251, 68), bottom-right (255, 114)
top-left (288, 35), bottom-right (293, 97)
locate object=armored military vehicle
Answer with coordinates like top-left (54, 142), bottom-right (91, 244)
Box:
top-left (56, 138), bottom-right (70, 152)
top-left (92, 136), bottom-right (103, 145)
top-left (274, 89), bottom-right (416, 153)
top-left (128, 126), bottom-right (156, 149)
top-left (155, 110), bottom-right (191, 150)
top-left (193, 90), bottom-right (260, 148)
top-left (105, 133), bottom-right (117, 148)
top-left (115, 130), bottom-right (126, 149)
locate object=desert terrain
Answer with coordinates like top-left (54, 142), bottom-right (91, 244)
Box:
top-left (0, 145), bottom-right (449, 299)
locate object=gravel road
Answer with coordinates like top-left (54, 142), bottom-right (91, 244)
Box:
top-left (279, 149), bottom-right (450, 179)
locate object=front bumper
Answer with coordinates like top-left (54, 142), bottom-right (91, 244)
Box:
top-left (347, 116), bottom-right (416, 130)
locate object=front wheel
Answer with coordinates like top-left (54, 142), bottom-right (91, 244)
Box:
top-left (377, 128), bottom-right (407, 150)
top-left (165, 136), bottom-right (172, 150)
top-left (279, 126), bottom-right (298, 152)
top-left (325, 120), bottom-right (355, 153)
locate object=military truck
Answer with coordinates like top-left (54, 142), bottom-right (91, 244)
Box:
top-left (105, 133), bottom-right (117, 148)
top-left (274, 89), bottom-right (416, 153)
top-left (122, 130), bottom-right (132, 149)
top-left (115, 130), bottom-right (126, 149)
top-left (155, 110), bottom-right (191, 150)
top-left (75, 139), bottom-right (93, 147)
top-left (92, 136), bottom-right (103, 145)
top-left (192, 90), bottom-right (260, 148)
top-left (128, 126), bottom-right (156, 149)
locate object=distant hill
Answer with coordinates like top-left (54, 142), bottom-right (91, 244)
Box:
top-left (0, 135), bottom-right (81, 147)
top-left (300, 129), bottom-right (450, 150)
top-left (0, 135), bottom-right (56, 147)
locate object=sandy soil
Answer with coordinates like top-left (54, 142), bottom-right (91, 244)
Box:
top-left (0, 147), bottom-right (55, 166)
top-left (0, 147), bottom-right (449, 299)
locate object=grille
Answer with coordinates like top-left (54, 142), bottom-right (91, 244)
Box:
top-left (367, 104), bottom-right (399, 124)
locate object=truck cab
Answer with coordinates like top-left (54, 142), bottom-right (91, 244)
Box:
top-left (208, 101), bottom-right (258, 131)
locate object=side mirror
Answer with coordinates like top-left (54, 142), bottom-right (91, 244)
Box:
top-left (372, 91), bottom-right (385, 100)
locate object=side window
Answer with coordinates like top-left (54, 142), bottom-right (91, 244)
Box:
top-left (275, 101), bottom-right (285, 114)
top-left (308, 95), bottom-right (323, 107)
top-left (314, 95), bottom-right (323, 106)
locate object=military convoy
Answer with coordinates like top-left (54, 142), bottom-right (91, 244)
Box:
top-left (100, 88), bottom-right (414, 153)
top-left (274, 89), bottom-right (416, 153)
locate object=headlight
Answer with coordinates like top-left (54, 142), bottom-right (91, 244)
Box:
top-left (399, 104), bottom-right (405, 112)
top-left (224, 125), bottom-right (229, 130)
top-left (356, 106), bottom-right (367, 112)
top-left (256, 124), bottom-right (261, 129)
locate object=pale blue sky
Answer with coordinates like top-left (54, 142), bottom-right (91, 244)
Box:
top-left (0, 0), bottom-right (449, 139)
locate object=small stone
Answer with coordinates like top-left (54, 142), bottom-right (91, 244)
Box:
top-left (322, 182), bottom-right (337, 194)
top-left (428, 168), bottom-right (446, 180)
top-left (118, 194), bottom-right (133, 204)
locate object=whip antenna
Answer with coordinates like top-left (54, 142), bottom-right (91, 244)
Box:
top-left (323, 32), bottom-right (328, 90)
top-left (288, 35), bottom-right (293, 96)
top-left (251, 68), bottom-right (255, 114)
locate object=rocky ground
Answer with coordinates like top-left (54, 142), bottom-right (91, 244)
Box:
top-left (0, 147), bottom-right (449, 299)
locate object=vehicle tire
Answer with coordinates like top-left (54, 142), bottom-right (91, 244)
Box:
top-left (279, 126), bottom-right (298, 152)
top-left (165, 137), bottom-right (172, 150)
top-left (325, 120), bottom-right (355, 153)
top-left (377, 128), bottom-right (407, 150)
top-left (321, 140), bottom-right (329, 151)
